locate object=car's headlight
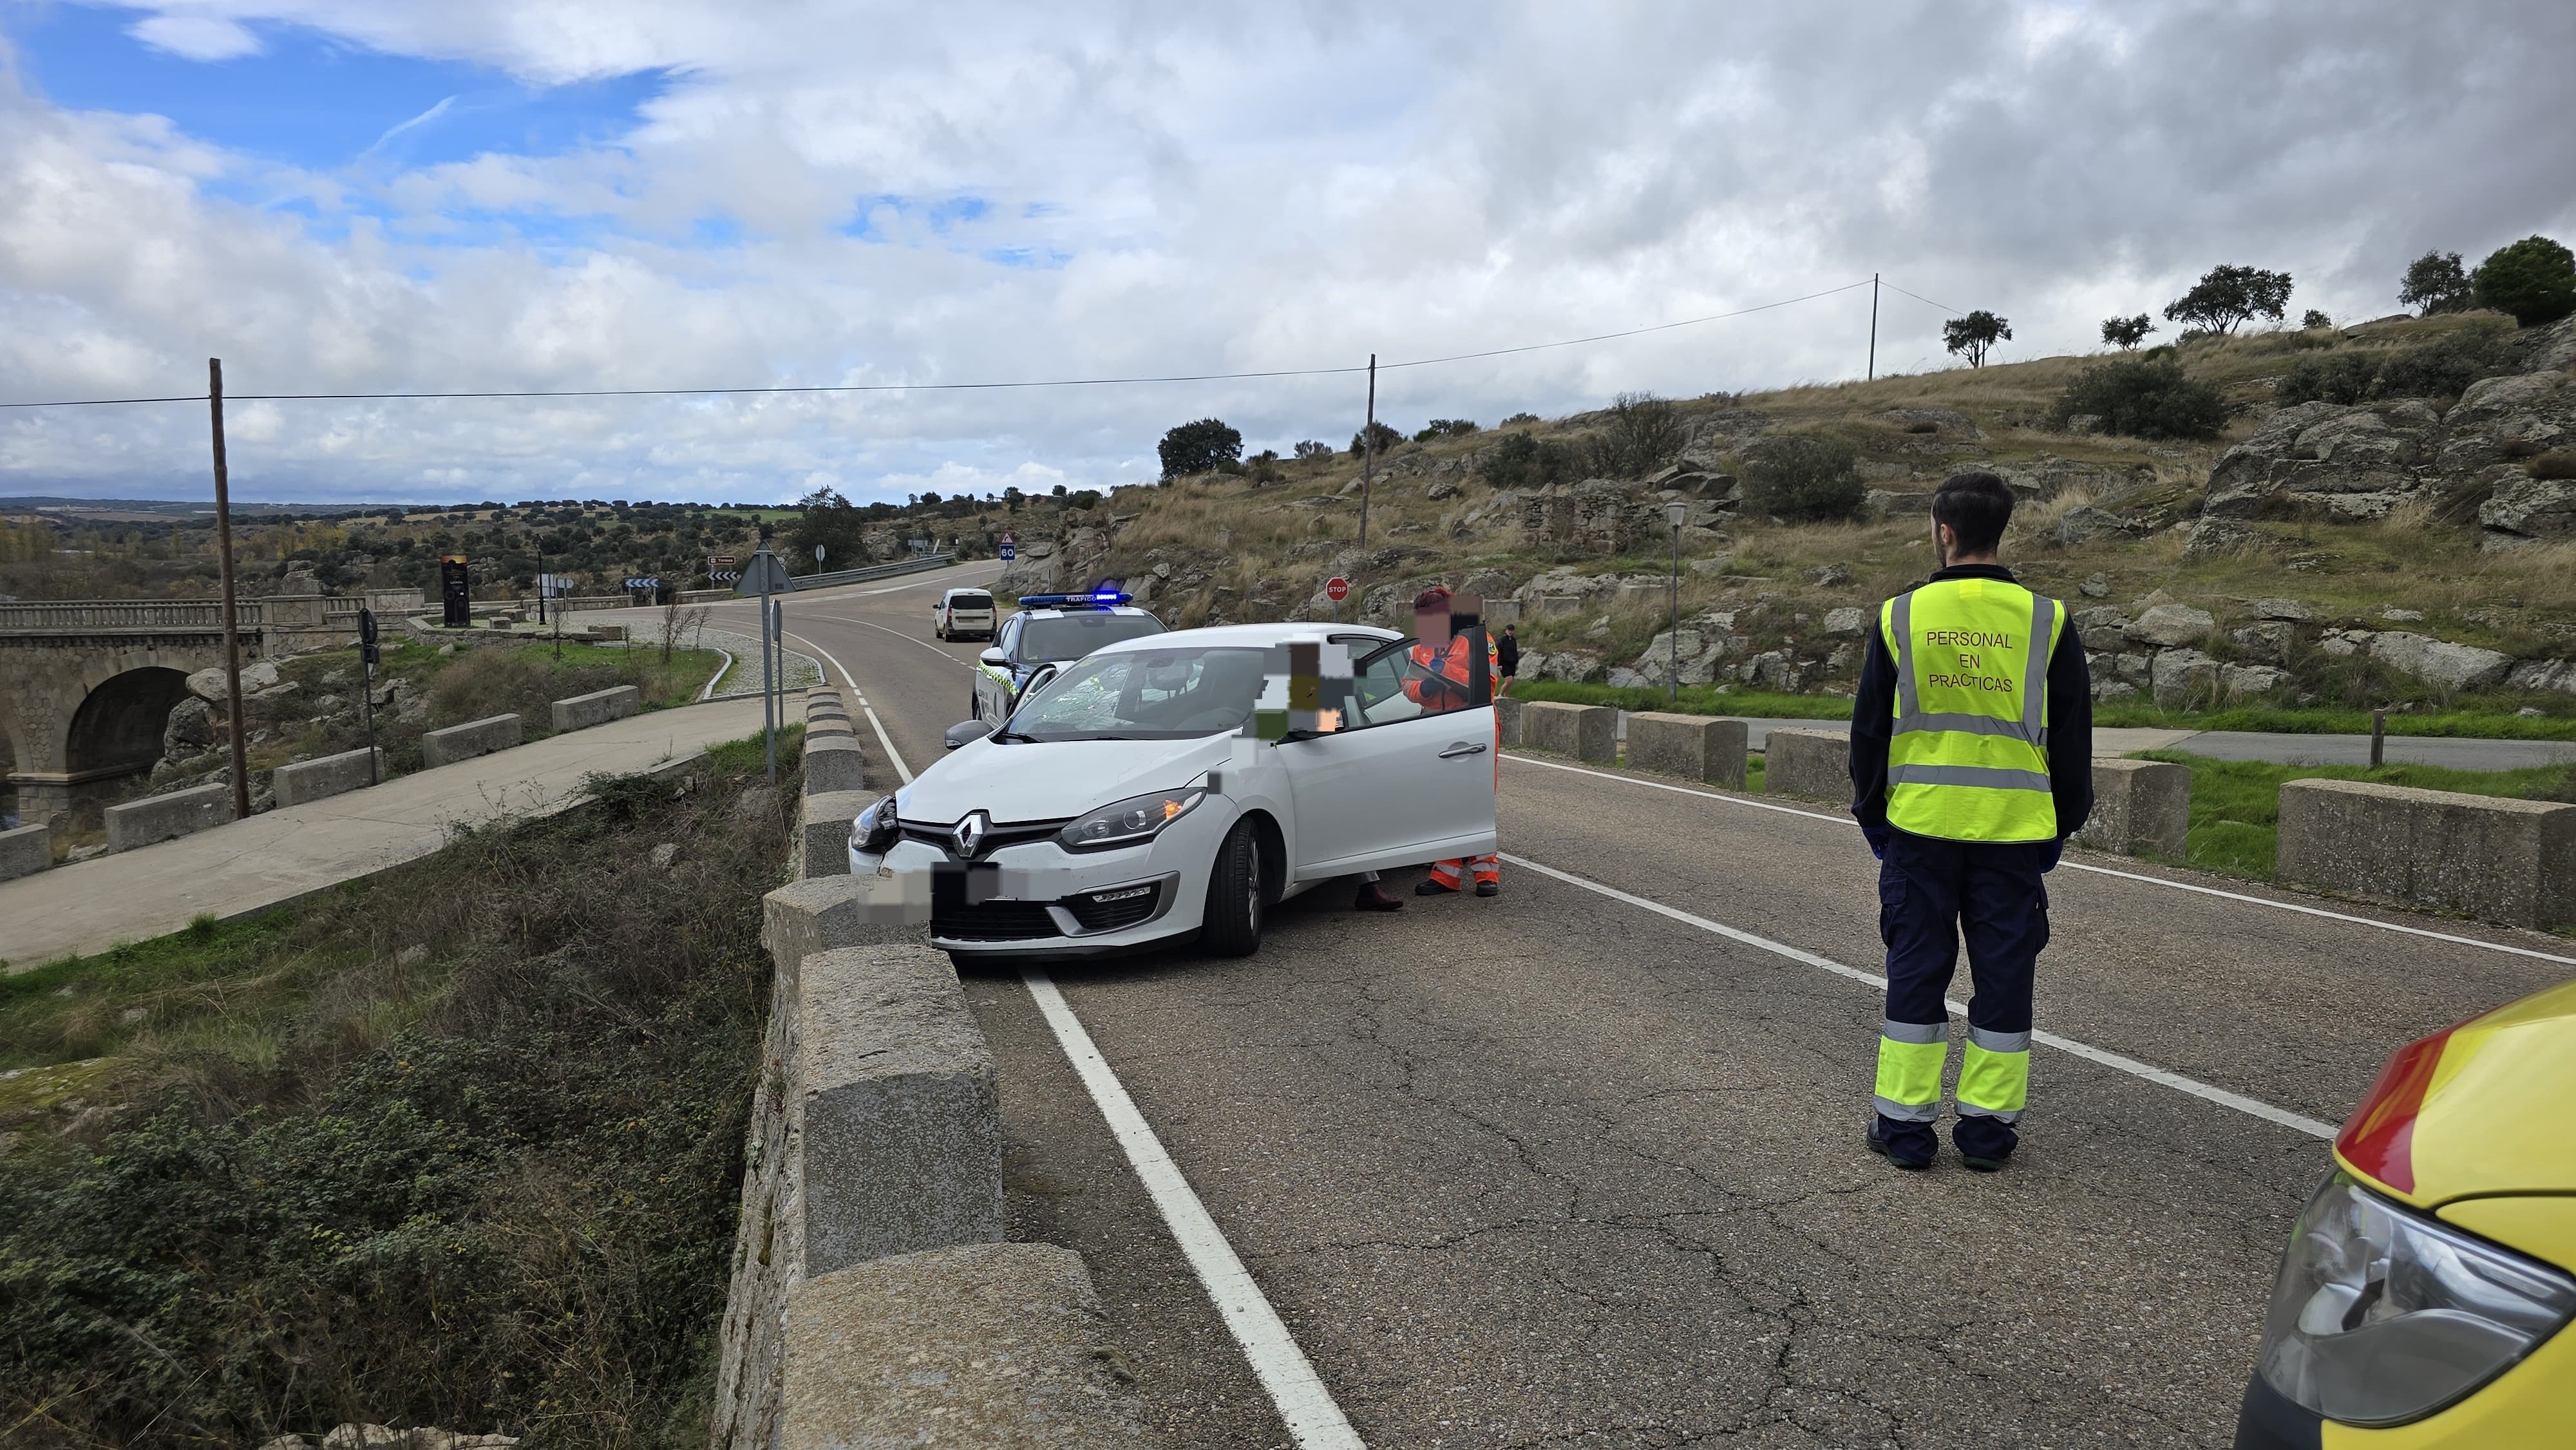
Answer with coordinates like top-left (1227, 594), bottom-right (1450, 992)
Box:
top-left (2256, 1171), bottom-right (2576, 1426)
top-left (854, 794), bottom-right (902, 854)
top-left (1058, 787), bottom-right (1204, 852)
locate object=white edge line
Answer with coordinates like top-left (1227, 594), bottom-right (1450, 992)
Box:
top-left (1021, 968), bottom-right (1365, 1450)
top-left (696, 646), bottom-right (735, 701)
top-left (1501, 751), bottom-right (2576, 968)
top-left (1499, 851), bottom-right (2340, 1140)
top-left (861, 702), bottom-right (912, 784)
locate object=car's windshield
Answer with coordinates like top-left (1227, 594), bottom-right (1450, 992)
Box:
top-left (1019, 612), bottom-right (1166, 661)
top-left (1009, 646), bottom-right (1265, 741)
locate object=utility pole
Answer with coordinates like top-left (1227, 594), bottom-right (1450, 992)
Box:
top-left (1359, 353), bottom-right (1376, 548)
top-left (1665, 501), bottom-right (1687, 703)
top-left (208, 359), bottom-right (251, 821)
top-left (1867, 272), bottom-right (1880, 382)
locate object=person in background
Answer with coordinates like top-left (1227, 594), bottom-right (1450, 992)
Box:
top-left (1495, 623), bottom-right (1520, 695)
top-left (1406, 585), bottom-right (1502, 898)
top-left (1848, 471), bottom-right (2091, 1173)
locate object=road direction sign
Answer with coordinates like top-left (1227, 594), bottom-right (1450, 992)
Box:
top-left (622, 576), bottom-right (660, 590)
top-left (735, 549), bottom-right (793, 597)
top-left (1325, 576), bottom-right (1350, 602)
top-left (709, 570), bottom-right (743, 583)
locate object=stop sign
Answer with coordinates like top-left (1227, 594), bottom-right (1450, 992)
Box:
top-left (1325, 576), bottom-right (1350, 602)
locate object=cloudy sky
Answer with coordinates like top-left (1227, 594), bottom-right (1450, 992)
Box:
top-left (1, 1), bottom-right (2570, 505)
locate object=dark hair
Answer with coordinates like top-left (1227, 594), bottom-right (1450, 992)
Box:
top-left (1931, 471), bottom-right (2014, 555)
top-left (1412, 584), bottom-right (1452, 611)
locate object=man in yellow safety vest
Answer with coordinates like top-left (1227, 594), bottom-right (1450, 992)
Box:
top-left (1848, 471), bottom-right (2092, 1172)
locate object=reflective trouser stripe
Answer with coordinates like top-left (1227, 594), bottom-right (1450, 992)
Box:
top-left (1957, 1041), bottom-right (2029, 1123)
top-left (1431, 854), bottom-right (1499, 886)
top-left (1874, 1023), bottom-right (1947, 1122)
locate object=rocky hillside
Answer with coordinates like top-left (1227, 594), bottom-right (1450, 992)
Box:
top-left (989, 311), bottom-right (2576, 720)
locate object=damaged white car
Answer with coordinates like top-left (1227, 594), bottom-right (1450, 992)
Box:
top-left (848, 623), bottom-right (1498, 963)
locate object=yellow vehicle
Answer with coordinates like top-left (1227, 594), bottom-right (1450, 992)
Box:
top-left (2235, 977), bottom-right (2576, 1447)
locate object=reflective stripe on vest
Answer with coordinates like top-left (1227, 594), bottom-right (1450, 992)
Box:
top-left (1881, 579), bottom-right (2064, 843)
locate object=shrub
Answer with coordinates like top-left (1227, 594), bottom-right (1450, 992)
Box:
top-left (1157, 418), bottom-right (1243, 478)
top-left (2301, 309), bottom-right (2332, 330)
top-left (1480, 430), bottom-right (1582, 491)
top-left (2101, 314), bottom-right (2155, 350)
top-left (2399, 250), bottom-right (2474, 315)
top-left (1500, 411), bottom-right (1540, 427)
top-left (2530, 450), bottom-right (2576, 481)
top-left (1347, 420), bottom-right (1403, 457)
top-left (1414, 419), bottom-right (1479, 440)
top-left (1292, 439), bottom-right (1332, 461)
top-left (2471, 236), bottom-right (2576, 326)
top-left (1592, 391), bottom-right (1687, 478)
top-left (1942, 310), bottom-right (2011, 368)
top-left (1740, 435), bottom-right (1863, 522)
top-left (2164, 264), bottom-right (2294, 335)
top-left (2050, 358), bottom-right (2230, 439)
top-left (2273, 330), bottom-right (2510, 406)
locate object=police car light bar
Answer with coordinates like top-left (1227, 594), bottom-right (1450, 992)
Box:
top-left (1015, 591), bottom-right (1133, 608)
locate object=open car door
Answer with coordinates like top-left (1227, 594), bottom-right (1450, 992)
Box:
top-left (1279, 634), bottom-right (1497, 881)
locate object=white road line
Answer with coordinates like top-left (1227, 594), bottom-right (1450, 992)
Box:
top-left (800, 612), bottom-right (985, 670)
top-left (1502, 852), bottom-right (2340, 1140)
top-left (1502, 752), bottom-right (2576, 968)
top-left (1022, 968), bottom-right (1365, 1450)
top-left (862, 702), bottom-right (913, 784)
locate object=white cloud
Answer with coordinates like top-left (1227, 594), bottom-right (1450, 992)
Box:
top-left (127, 13), bottom-right (263, 61)
top-left (4, 1), bottom-right (2574, 504)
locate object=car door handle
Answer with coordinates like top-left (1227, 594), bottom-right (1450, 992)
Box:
top-left (1438, 740), bottom-right (1488, 758)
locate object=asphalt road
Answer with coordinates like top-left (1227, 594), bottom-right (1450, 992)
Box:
top-left (708, 569), bottom-right (2576, 1449)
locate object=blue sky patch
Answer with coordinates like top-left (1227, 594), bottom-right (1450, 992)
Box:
top-left (8, 3), bottom-right (672, 172)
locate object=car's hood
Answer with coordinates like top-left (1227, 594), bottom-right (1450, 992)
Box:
top-left (900, 733), bottom-right (1238, 825)
top-left (2340, 975), bottom-right (2576, 1205)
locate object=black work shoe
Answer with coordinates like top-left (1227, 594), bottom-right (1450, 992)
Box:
top-left (1953, 1116), bottom-right (2019, 1172)
top-left (1416, 879), bottom-right (1459, 896)
top-left (1866, 1116), bottom-right (1937, 1171)
top-left (1474, 881), bottom-right (1499, 897)
top-left (1353, 882), bottom-right (1404, 912)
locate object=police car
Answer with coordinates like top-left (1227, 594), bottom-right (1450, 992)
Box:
top-left (969, 591), bottom-right (1168, 726)
top-left (932, 587), bottom-right (999, 641)
top-left (851, 622), bottom-right (1498, 963)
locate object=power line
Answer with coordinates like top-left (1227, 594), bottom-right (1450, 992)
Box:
top-left (0, 276), bottom-right (1879, 410)
top-left (1880, 281), bottom-right (1959, 316)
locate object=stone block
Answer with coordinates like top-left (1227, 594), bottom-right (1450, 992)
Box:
top-left (272, 746), bottom-right (383, 807)
top-left (551, 684), bottom-right (641, 732)
top-left (1626, 711), bottom-right (1747, 788)
top-left (1520, 701), bottom-right (1615, 763)
top-left (2276, 778), bottom-right (2575, 928)
top-left (1494, 694), bottom-right (1524, 748)
top-left (2074, 759), bottom-right (2188, 858)
top-left (421, 713), bottom-right (522, 767)
top-left (764, 876), bottom-right (927, 975)
top-left (1761, 728), bottom-right (1851, 802)
top-left (800, 789), bottom-right (873, 878)
top-left (0, 822), bottom-right (49, 882)
top-left (780, 1243), bottom-right (1146, 1450)
top-left (795, 946), bottom-right (1004, 1276)
top-left (804, 734), bottom-right (868, 795)
top-left (106, 782), bottom-right (235, 852)
top-left (804, 717), bottom-right (858, 741)
top-left (589, 623), bottom-right (629, 642)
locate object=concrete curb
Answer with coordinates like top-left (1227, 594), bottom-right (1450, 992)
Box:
top-left (1627, 711), bottom-right (1747, 788)
top-left (2277, 777), bottom-right (2575, 928)
top-left (421, 713), bottom-right (523, 767)
top-left (1760, 727), bottom-right (1850, 801)
top-left (0, 822), bottom-right (49, 882)
top-left (2076, 759), bottom-right (2189, 859)
top-left (1522, 700), bottom-right (1616, 762)
top-left (273, 746), bottom-right (384, 807)
top-left (106, 781), bottom-right (235, 852)
top-left (551, 684), bottom-right (641, 732)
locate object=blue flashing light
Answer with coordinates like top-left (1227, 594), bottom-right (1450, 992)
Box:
top-left (1016, 591), bottom-right (1133, 609)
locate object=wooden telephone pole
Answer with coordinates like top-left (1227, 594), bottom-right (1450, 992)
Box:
top-left (1358, 353), bottom-right (1377, 547)
top-left (208, 359), bottom-right (252, 821)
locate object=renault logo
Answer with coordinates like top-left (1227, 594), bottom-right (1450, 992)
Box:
top-left (951, 810), bottom-right (990, 859)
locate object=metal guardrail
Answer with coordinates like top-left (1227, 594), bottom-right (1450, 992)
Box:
top-left (790, 553), bottom-right (956, 590)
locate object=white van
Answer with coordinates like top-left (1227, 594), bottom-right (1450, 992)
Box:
top-left (933, 588), bottom-right (999, 641)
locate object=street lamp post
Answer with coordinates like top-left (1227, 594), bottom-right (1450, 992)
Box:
top-left (1664, 500), bottom-right (1689, 703)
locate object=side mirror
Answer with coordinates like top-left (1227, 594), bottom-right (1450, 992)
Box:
top-left (944, 719), bottom-right (994, 751)
top-left (979, 648), bottom-right (1008, 668)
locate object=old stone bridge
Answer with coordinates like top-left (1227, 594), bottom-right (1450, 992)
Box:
top-left (0, 596), bottom-right (362, 822)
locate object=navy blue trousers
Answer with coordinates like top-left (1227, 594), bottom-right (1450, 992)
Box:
top-left (1877, 831), bottom-right (2052, 1034)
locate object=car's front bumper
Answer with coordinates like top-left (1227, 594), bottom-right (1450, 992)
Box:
top-left (849, 805), bottom-right (1225, 957)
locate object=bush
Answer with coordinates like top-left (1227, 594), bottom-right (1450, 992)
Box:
top-left (1480, 430), bottom-right (1582, 491)
top-left (1157, 418), bottom-right (1243, 478)
top-left (1291, 439), bottom-right (1332, 461)
top-left (1739, 435), bottom-right (1863, 522)
top-left (2274, 330), bottom-right (2509, 406)
top-left (1592, 391), bottom-right (1687, 478)
top-left (1414, 419), bottom-right (1479, 440)
top-left (2050, 357), bottom-right (2230, 439)
top-left (2301, 309), bottom-right (2332, 330)
top-left (1500, 411), bottom-right (1540, 427)
top-left (1347, 420), bottom-right (1403, 457)
top-left (2471, 236), bottom-right (2576, 326)
top-left (2400, 250), bottom-right (2474, 315)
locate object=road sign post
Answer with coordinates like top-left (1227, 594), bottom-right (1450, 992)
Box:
top-left (1325, 574), bottom-right (1349, 623)
top-left (359, 606), bottom-right (381, 786)
top-left (1000, 531), bottom-right (1017, 563)
top-left (737, 547), bottom-right (795, 783)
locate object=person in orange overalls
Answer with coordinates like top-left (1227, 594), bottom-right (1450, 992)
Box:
top-left (1404, 585), bottom-right (1502, 898)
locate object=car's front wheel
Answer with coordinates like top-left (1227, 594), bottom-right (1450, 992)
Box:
top-left (1200, 819), bottom-right (1264, 957)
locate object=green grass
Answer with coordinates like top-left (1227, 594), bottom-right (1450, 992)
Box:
top-left (2096, 701), bottom-right (2576, 740)
top-left (2136, 749), bottom-right (2576, 881)
top-left (0, 737), bottom-right (797, 1445)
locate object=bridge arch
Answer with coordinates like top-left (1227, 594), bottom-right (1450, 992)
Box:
top-left (67, 665), bottom-right (195, 780)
